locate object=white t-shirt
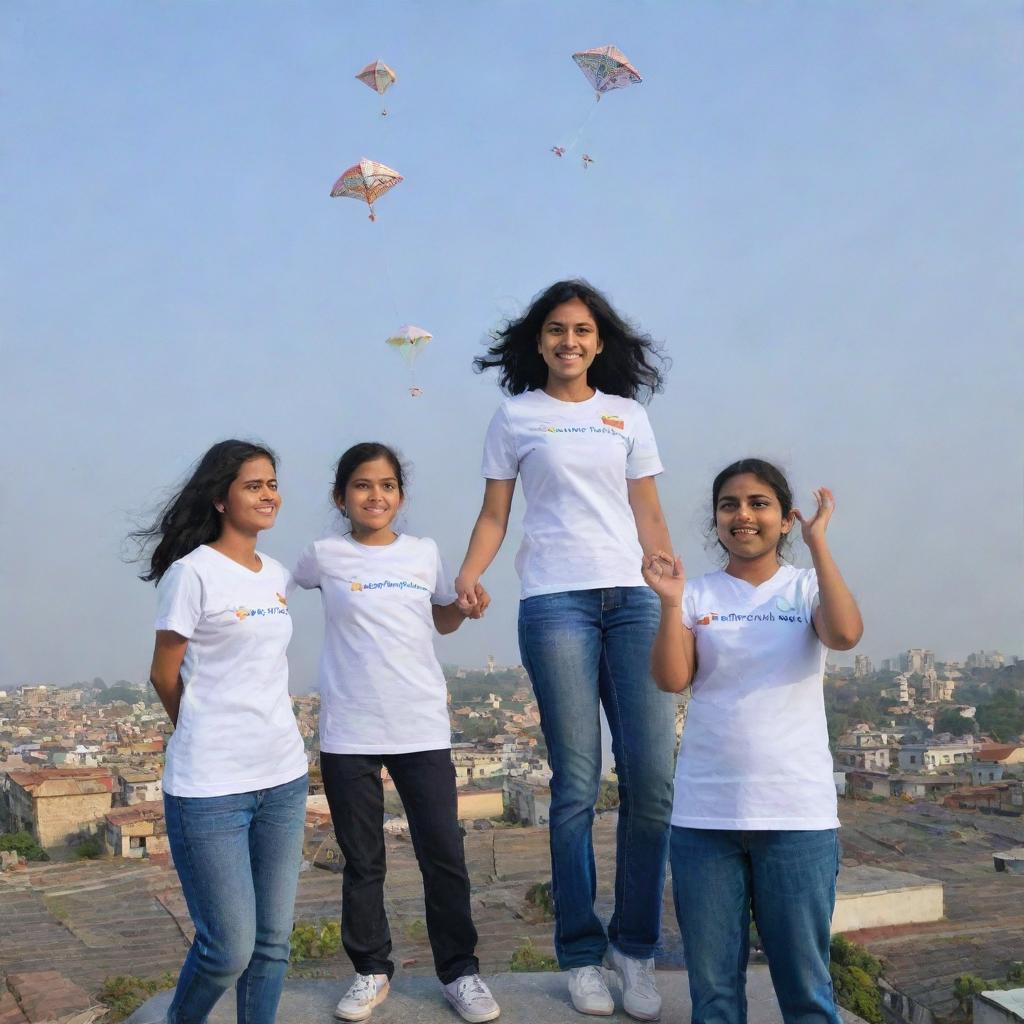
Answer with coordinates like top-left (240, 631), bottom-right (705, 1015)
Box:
top-left (672, 565), bottom-right (838, 831)
top-left (481, 388), bottom-right (663, 598)
top-left (293, 533), bottom-right (456, 755)
top-left (154, 545), bottom-right (308, 798)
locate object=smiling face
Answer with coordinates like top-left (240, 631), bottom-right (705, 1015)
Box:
top-left (715, 472), bottom-right (793, 563)
top-left (338, 457), bottom-right (403, 538)
top-left (537, 297), bottom-right (603, 387)
top-left (220, 456), bottom-right (280, 536)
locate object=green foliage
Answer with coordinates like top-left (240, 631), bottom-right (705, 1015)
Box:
top-left (1005, 963), bottom-right (1024, 986)
top-left (96, 684), bottom-right (144, 705)
top-left (289, 920), bottom-right (341, 962)
top-left (933, 708), bottom-right (978, 737)
top-left (458, 718), bottom-right (500, 742)
top-left (509, 938), bottom-right (558, 972)
top-left (405, 918), bottom-right (427, 941)
top-left (830, 937), bottom-right (883, 1024)
top-left (74, 837), bottom-right (103, 859)
top-left (975, 688), bottom-right (1024, 743)
top-left (0, 830), bottom-right (49, 861)
top-left (525, 881), bottom-right (555, 920)
top-left (595, 779), bottom-right (620, 812)
top-left (97, 973), bottom-right (176, 1022)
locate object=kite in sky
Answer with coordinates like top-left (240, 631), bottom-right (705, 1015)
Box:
top-left (386, 324), bottom-right (432, 397)
top-left (330, 159), bottom-right (403, 221)
top-left (355, 59), bottom-right (397, 116)
top-left (553, 45), bottom-right (642, 166)
top-left (572, 45), bottom-right (642, 99)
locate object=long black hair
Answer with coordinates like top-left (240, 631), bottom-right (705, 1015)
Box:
top-left (473, 279), bottom-right (668, 402)
top-left (331, 442), bottom-right (406, 512)
top-left (132, 440), bottom-right (278, 583)
top-left (709, 458), bottom-right (795, 559)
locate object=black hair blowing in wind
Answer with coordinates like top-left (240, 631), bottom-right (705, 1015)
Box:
top-left (473, 279), bottom-right (669, 402)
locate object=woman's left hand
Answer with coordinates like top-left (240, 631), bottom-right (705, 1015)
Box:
top-left (793, 487), bottom-right (835, 545)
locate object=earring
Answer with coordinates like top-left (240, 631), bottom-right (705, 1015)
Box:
top-left (215, 505), bottom-right (225, 513)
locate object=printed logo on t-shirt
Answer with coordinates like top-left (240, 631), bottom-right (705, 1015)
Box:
top-left (349, 579), bottom-right (429, 594)
top-left (696, 606), bottom-right (806, 625)
top-left (533, 423), bottom-right (626, 439)
top-left (234, 603), bottom-right (289, 621)
top-left (276, 592), bottom-right (288, 606)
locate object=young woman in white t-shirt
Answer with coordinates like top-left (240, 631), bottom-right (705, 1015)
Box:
top-left (292, 443), bottom-right (500, 1024)
top-left (643, 458), bottom-right (863, 1024)
top-left (136, 440), bottom-right (309, 1024)
top-left (456, 280), bottom-right (677, 1021)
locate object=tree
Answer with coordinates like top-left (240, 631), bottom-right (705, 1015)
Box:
top-left (976, 688), bottom-right (1024, 742)
top-left (933, 708), bottom-right (977, 737)
top-left (0, 831), bottom-right (49, 862)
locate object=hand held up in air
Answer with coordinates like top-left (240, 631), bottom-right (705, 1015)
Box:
top-left (793, 487), bottom-right (835, 549)
top-left (641, 550), bottom-right (685, 607)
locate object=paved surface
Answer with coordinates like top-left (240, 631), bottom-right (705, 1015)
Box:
top-left (126, 971), bottom-right (869, 1024)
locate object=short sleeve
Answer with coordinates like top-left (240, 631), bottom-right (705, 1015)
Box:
top-left (155, 562), bottom-right (203, 638)
top-left (292, 543), bottom-right (322, 590)
top-left (480, 403), bottom-right (519, 480)
top-left (800, 568), bottom-right (820, 621)
top-left (681, 580), bottom-right (696, 630)
top-left (625, 404), bottom-right (664, 480)
top-left (430, 542), bottom-right (458, 606)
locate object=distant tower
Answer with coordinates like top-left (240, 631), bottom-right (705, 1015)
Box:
top-left (486, 655), bottom-right (496, 675)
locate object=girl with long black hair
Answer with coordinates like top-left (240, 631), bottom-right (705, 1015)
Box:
top-left (135, 440), bottom-right (308, 1024)
top-left (456, 281), bottom-right (676, 1020)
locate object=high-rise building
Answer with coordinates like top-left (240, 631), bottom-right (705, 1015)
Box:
top-left (854, 654), bottom-right (873, 678)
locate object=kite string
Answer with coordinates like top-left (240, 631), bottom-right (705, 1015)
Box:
top-left (561, 96), bottom-right (600, 154)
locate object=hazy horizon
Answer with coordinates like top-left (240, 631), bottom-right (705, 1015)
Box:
top-left (4, 1), bottom-right (1022, 693)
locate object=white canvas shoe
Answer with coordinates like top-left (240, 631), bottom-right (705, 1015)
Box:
top-left (604, 946), bottom-right (661, 1021)
top-left (568, 966), bottom-right (614, 1016)
top-left (334, 974), bottom-right (390, 1021)
top-left (442, 974), bottom-right (501, 1022)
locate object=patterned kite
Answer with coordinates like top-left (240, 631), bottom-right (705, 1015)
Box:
top-left (330, 159), bottom-right (403, 221)
top-left (386, 324), bottom-right (432, 397)
top-left (572, 45), bottom-right (642, 99)
top-left (355, 59), bottom-right (397, 116)
top-left (552, 45), bottom-right (642, 164)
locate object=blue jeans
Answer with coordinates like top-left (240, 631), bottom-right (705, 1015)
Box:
top-left (518, 587), bottom-right (675, 968)
top-left (671, 827), bottom-right (842, 1024)
top-left (164, 774), bottom-right (308, 1024)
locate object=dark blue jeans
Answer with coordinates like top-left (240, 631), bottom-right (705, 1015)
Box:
top-left (671, 827), bottom-right (842, 1024)
top-left (164, 774), bottom-right (308, 1024)
top-left (518, 586), bottom-right (675, 968)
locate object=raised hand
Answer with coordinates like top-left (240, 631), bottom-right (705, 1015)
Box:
top-left (793, 487), bottom-right (835, 546)
top-left (641, 550), bottom-right (685, 605)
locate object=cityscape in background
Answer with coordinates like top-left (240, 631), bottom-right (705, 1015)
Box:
top-left (1, 649), bottom-right (1022, 1024)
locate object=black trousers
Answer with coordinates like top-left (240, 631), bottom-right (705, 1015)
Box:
top-left (320, 748), bottom-right (479, 985)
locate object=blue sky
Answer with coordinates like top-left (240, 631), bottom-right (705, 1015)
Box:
top-left (3, 1), bottom-right (1022, 690)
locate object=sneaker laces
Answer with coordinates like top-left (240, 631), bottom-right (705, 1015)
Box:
top-left (457, 975), bottom-right (493, 1007)
top-left (345, 975), bottom-right (376, 1001)
top-left (622, 957), bottom-right (658, 1000)
top-left (575, 966), bottom-right (608, 996)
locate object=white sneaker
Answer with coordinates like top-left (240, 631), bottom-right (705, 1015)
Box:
top-left (334, 974), bottom-right (390, 1021)
top-left (568, 966), bottom-right (614, 1016)
top-left (604, 946), bottom-right (661, 1021)
top-left (442, 974), bottom-right (501, 1022)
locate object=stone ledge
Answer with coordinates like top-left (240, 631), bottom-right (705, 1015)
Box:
top-left (126, 970), bottom-right (869, 1024)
